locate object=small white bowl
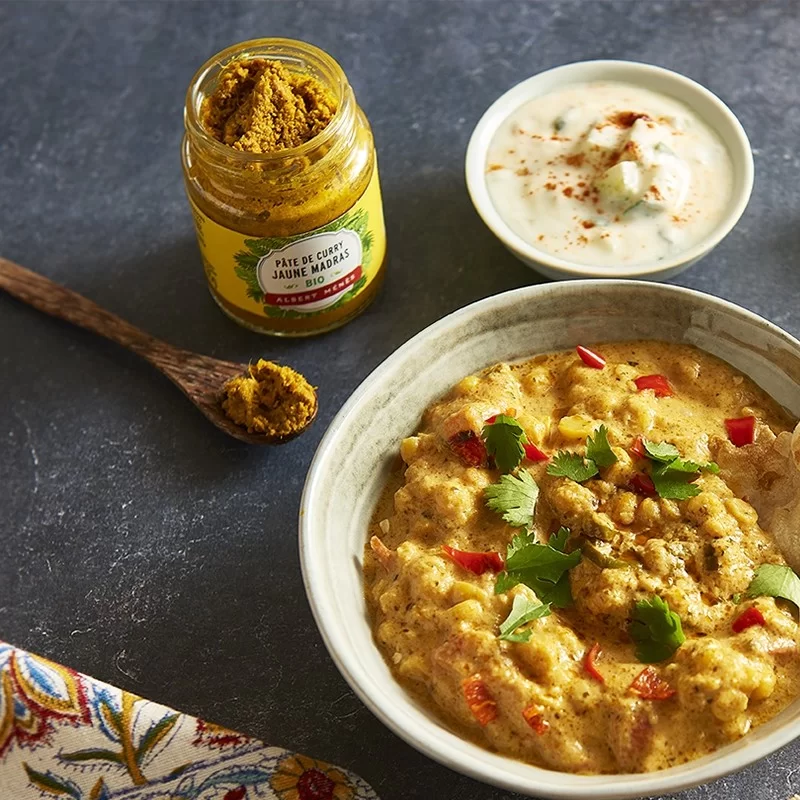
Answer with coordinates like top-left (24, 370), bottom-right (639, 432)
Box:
top-left (300, 281), bottom-right (800, 799)
top-left (465, 60), bottom-right (754, 281)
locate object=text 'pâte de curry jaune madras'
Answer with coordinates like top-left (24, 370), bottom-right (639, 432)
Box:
top-left (365, 341), bottom-right (800, 774)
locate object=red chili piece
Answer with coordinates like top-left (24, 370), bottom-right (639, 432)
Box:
top-left (485, 414), bottom-right (498, 425)
top-left (523, 442), bottom-right (549, 462)
top-left (443, 544), bottom-right (504, 575)
top-left (634, 374), bottom-right (674, 397)
top-left (463, 677), bottom-right (497, 726)
top-left (583, 642), bottom-right (605, 684)
top-left (630, 473), bottom-right (656, 496)
top-left (448, 431), bottom-right (487, 467)
top-left (629, 667), bottom-right (676, 700)
top-left (576, 345), bottom-right (606, 369)
top-left (629, 435), bottom-right (647, 459)
top-left (725, 416), bottom-right (756, 447)
top-left (522, 706), bottom-right (550, 735)
top-left (732, 607), bottom-right (766, 633)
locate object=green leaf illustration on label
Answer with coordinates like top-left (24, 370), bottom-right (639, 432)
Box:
top-left (233, 207), bottom-right (374, 318)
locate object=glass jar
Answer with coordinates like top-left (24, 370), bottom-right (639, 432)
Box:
top-left (182, 39), bottom-right (387, 336)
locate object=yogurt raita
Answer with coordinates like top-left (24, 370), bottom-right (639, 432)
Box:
top-left (485, 81), bottom-right (734, 267)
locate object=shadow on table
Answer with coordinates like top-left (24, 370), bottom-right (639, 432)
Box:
top-left (364, 168), bottom-right (546, 355)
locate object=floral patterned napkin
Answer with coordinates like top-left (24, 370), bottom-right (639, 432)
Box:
top-left (0, 641), bottom-right (379, 800)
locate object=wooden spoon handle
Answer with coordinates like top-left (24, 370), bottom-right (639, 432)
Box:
top-left (0, 257), bottom-right (164, 357)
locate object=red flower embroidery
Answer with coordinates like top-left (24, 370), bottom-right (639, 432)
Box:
top-left (297, 768), bottom-right (336, 800)
top-left (269, 754), bottom-right (353, 800)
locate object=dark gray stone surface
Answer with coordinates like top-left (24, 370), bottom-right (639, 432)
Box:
top-left (1, 1), bottom-right (800, 797)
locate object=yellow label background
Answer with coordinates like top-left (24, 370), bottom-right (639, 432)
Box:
top-left (190, 164), bottom-right (386, 317)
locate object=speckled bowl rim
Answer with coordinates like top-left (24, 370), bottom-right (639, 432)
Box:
top-left (300, 281), bottom-right (800, 799)
top-left (465, 60), bottom-right (754, 279)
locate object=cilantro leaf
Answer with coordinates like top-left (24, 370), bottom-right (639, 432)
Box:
top-left (746, 564), bottom-right (800, 612)
top-left (494, 570), bottom-right (520, 594)
top-left (495, 528), bottom-right (581, 608)
top-left (542, 571), bottom-right (575, 608)
top-left (547, 451), bottom-right (599, 482)
top-left (650, 463), bottom-right (702, 500)
top-left (506, 529), bottom-right (536, 560)
top-left (662, 458), bottom-right (703, 473)
top-left (648, 456), bottom-right (718, 500)
top-left (664, 457), bottom-right (719, 474)
top-left (642, 439), bottom-right (680, 463)
top-left (586, 425), bottom-right (618, 468)
top-left (482, 415), bottom-right (528, 473)
top-left (498, 595), bottom-right (552, 641)
top-left (629, 596), bottom-right (686, 663)
top-left (549, 526), bottom-right (571, 553)
top-left (485, 471), bottom-right (539, 528)
top-left (640, 440), bottom-right (719, 499)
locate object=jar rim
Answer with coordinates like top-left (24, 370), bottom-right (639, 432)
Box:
top-left (184, 37), bottom-right (352, 163)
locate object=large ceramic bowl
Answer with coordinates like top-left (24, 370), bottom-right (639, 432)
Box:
top-left (300, 281), bottom-right (800, 799)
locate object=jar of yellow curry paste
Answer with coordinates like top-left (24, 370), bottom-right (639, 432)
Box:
top-left (182, 39), bottom-right (387, 335)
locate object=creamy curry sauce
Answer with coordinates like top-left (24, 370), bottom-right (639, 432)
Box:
top-left (364, 342), bottom-right (800, 774)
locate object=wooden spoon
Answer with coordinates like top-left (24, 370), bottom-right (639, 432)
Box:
top-left (0, 257), bottom-right (317, 445)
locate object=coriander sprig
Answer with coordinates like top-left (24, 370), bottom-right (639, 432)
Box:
top-left (586, 425), bottom-right (618, 468)
top-left (494, 527), bottom-right (580, 608)
top-left (746, 564), bottom-right (800, 612)
top-left (547, 424), bottom-right (617, 483)
top-left (485, 471), bottom-right (539, 528)
top-left (640, 438), bottom-right (718, 500)
top-left (629, 596), bottom-right (685, 663)
top-left (547, 451), bottom-right (598, 482)
top-left (481, 415), bottom-right (528, 473)
top-left (498, 595), bottom-right (552, 642)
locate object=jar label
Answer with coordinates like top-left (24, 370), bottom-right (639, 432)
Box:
top-left (189, 164), bottom-right (386, 320)
top-left (258, 229), bottom-right (363, 312)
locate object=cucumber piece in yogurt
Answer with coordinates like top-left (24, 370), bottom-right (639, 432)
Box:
top-left (596, 161), bottom-right (643, 207)
top-left (582, 123), bottom-right (620, 159)
top-left (642, 160), bottom-right (690, 211)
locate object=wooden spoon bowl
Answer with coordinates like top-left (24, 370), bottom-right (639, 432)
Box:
top-left (0, 258), bottom-right (317, 445)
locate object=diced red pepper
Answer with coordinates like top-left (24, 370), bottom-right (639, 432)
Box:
top-left (576, 345), bottom-right (606, 370)
top-left (732, 607), bottom-right (766, 633)
top-left (725, 416), bottom-right (756, 447)
top-left (583, 642), bottom-right (605, 684)
top-left (629, 435), bottom-right (647, 459)
top-left (443, 544), bottom-right (504, 575)
top-left (485, 414), bottom-right (498, 425)
top-left (523, 442), bottom-right (549, 462)
top-left (634, 374), bottom-right (674, 397)
top-left (448, 430), bottom-right (487, 467)
top-left (463, 677), bottom-right (497, 726)
top-left (629, 667), bottom-right (676, 700)
top-left (522, 706), bottom-right (550, 735)
top-left (630, 473), bottom-right (656, 496)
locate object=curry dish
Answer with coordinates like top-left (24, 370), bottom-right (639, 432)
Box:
top-left (364, 341), bottom-right (800, 774)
